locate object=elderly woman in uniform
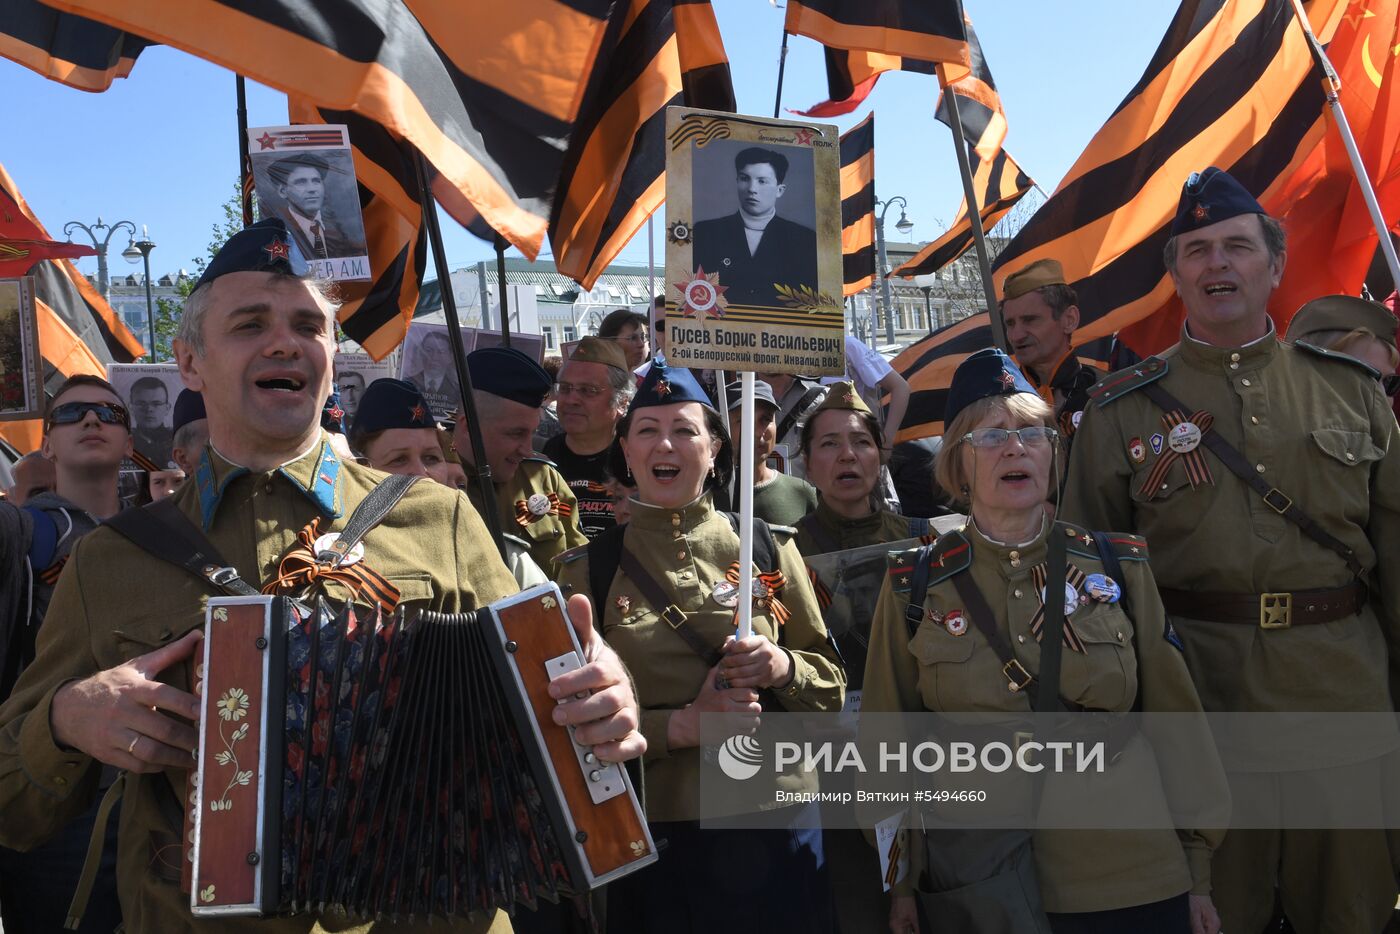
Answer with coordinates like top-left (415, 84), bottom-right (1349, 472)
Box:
top-left (556, 362), bottom-right (845, 933)
top-left (794, 381), bottom-right (928, 556)
top-left (863, 348), bottom-right (1227, 934)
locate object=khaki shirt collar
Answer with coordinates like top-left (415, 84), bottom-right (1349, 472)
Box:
top-left (814, 495), bottom-right (882, 537)
top-left (964, 514), bottom-right (1050, 575)
top-left (195, 432), bottom-right (344, 529)
top-left (1176, 318), bottom-right (1278, 374)
top-left (628, 490), bottom-right (717, 535)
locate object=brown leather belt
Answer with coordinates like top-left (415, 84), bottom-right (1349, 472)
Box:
top-left (1158, 581), bottom-right (1366, 629)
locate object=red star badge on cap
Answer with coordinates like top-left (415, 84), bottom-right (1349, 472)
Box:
top-left (410, 402), bottom-right (426, 422)
top-left (263, 237), bottom-right (292, 263)
top-left (326, 404), bottom-right (345, 422)
top-left (998, 370), bottom-right (1017, 389)
top-left (256, 131), bottom-right (277, 150)
top-left (655, 379), bottom-right (672, 397)
top-left (1191, 203), bottom-right (1209, 222)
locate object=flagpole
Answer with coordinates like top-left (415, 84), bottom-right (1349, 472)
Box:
top-left (647, 213), bottom-right (657, 322)
top-left (736, 371), bottom-right (756, 642)
top-left (494, 234), bottom-right (512, 347)
top-left (414, 153), bottom-right (507, 560)
top-left (943, 83), bottom-right (1008, 352)
top-left (773, 31), bottom-right (790, 118)
top-left (1287, 0), bottom-right (1400, 293)
top-left (235, 76), bottom-right (253, 226)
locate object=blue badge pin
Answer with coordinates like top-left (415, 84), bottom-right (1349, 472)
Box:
top-left (1084, 573), bottom-right (1122, 603)
top-left (1149, 433), bottom-right (1165, 456)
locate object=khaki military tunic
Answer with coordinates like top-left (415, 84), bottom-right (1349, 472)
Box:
top-left (464, 456), bottom-right (587, 576)
top-left (555, 493), bottom-right (845, 822)
top-left (0, 436), bottom-right (519, 934)
top-left (863, 520), bottom-right (1227, 913)
top-left (793, 497), bottom-right (926, 556)
top-left (1062, 329), bottom-right (1400, 745)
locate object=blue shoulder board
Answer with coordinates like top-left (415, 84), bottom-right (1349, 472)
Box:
top-left (1087, 357), bottom-right (1168, 406)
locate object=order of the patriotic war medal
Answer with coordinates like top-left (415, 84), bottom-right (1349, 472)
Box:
top-left (527, 492), bottom-right (551, 516)
top-left (1168, 421), bottom-right (1202, 453)
top-left (1084, 573), bottom-right (1122, 604)
top-left (710, 580), bottom-right (739, 608)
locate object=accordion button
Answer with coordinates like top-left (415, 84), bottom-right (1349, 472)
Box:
top-left (589, 770), bottom-right (601, 782)
top-left (584, 752), bottom-right (597, 764)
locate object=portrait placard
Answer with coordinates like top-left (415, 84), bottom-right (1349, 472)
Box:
top-left (398, 323), bottom-right (476, 421)
top-left (0, 277), bottom-right (43, 422)
top-left (106, 362), bottom-right (184, 470)
top-left (247, 124), bottom-right (370, 282)
top-left (665, 107), bottom-right (844, 376)
top-left (467, 328), bottom-right (546, 365)
top-left (333, 352), bottom-right (395, 424)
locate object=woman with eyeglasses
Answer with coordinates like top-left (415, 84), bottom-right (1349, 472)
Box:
top-left (862, 349), bottom-right (1227, 934)
top-left (597, 307), bottom-right (652, 370)
top-left (555, 361), bottom-right (845, 933)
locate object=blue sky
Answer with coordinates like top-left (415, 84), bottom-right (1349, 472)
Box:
top-left (2, 1), bottom-right (1178, 283)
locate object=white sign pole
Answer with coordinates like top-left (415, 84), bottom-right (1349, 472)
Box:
top-left (736, 371), bottom-right (756, 641)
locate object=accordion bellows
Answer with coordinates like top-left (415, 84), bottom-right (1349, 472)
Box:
top-left (185, 585), bottom-right (655, 921)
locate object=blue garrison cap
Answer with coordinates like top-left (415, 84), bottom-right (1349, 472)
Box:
top-left (171, 389), bottom-right (205, 434)
top-left (1170, 167), bottom-right (1266, 237)
top-left (467, 346), bottom-right (552, 408)
top-left (351, 378), bottom-right (437, 436)
top-left (945, 348), bottom-right (1036, 426)
top-left (193, 217), bottom-right (309, 292)
top-left (631, 360), bottom-right (713, 413)
top-left (321, 389), bottom-right (347, 435)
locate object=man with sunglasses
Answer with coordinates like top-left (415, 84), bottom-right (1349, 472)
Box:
top-left (0, 374), bottom-right (132, 933)
top-left (1063, 168), bottom-right (1400, 933)
top-left (0, 219), bottom-right (642, 932)
top-left (542, 338), bottom-right (633, 539)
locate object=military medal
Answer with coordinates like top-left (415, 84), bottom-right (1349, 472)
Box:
top-left (944, 610), bottom-right (968, 636)
top-left (751, 578), bottom-right (768, 599)
top-left (527, 492), bottom-right (551, 516)
top-left (1149, 433), bottom-right (1165, 456)
top-left (312, 532), bottom-right (364, 566)
top-left (1168, 421), bottom-right (1202, 453)
top-left (927, 608), bottom-right (945, 626)
top-left (615, 595), bottom-right (631, 615)
top-left (1084, 573), bottom-right (1122, 603)
top-left (710, 580), bottom-right (739, 608)
top-left (1129, 437), bottom-right (1146, 464)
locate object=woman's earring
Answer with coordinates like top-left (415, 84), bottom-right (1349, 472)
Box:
top-left (708, 464), bottom-right (716, 480)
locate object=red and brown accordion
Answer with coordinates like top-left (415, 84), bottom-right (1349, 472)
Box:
top-left (183, 583), bottom-right (655, 921)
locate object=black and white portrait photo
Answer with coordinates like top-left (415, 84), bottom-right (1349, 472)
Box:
top-left (248, 124), bottom-right (370, 281)
top-left (691, 140), bottom-right (818, 310)
top-left (107, 363), bottom-right (184, 469)
top-left (398, 323), bottom-right (476, 421)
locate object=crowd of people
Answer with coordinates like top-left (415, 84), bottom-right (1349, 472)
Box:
top-left (0, 165), bottom-right (1397, 934)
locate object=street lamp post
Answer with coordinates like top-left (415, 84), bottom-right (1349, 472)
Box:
top-left (919, 286), bottom-right (935, 334)
top-left (122, 227), bottom-right (157, 360)
top-left (874, 196), bottom-right (914, 346)
top-left (63, 217), bottom-right (136, 299)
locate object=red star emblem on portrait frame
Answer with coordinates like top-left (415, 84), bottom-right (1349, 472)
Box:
top-left (263, 237), bottom-right (292, 263)
top-left (256, 131), bottom-right (278, 150)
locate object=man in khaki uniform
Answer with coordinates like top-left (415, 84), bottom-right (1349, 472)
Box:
top-left (1063, 167), bottom-right (1400, 932)
top-left (1001, 258), bottom-right (1100, 441)
top-left (0, 218), bottom-right (644, 934)
top-left (451, 346), bottom-right (588, 576)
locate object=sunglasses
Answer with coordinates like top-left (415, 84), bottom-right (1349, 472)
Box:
top-left (47, 400), bottom-right (130, 429)
top-left (1384, 374), bottom-right (1400, 397)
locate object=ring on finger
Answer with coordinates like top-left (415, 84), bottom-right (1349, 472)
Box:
top-left (127, 733), bottom-right (141, 755)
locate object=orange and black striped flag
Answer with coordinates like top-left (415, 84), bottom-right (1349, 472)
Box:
top-left (839, 113), bottom-right (875, 296)
top-left (51, 0), bottom-right (617, 261)
top-left (0, 161), bottom-right (145, 452)
top-left (551, 0), bottom-right (735, 288)
top-left (933, 18), bottom-right (1005, 162)
top-left (287, 101), bottom-right (427, 361)
top-left (0, 0), bottom-right (149, 92)
top-left (787, 0), bottom-right (967, 117)
top-left (891, 148), bottom-right (1032, 279)
top-left (988, 0), bottom-right (1400, 358)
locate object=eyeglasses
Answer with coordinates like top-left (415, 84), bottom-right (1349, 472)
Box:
top-left (1383, 374), bottom-right (1400, 397)
top-left (962, 426), bottom-right (1057, 449)
top-left (47, 400), bottom-right (130, 429)
top-left (554, 382), bottom-right (610, 399)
